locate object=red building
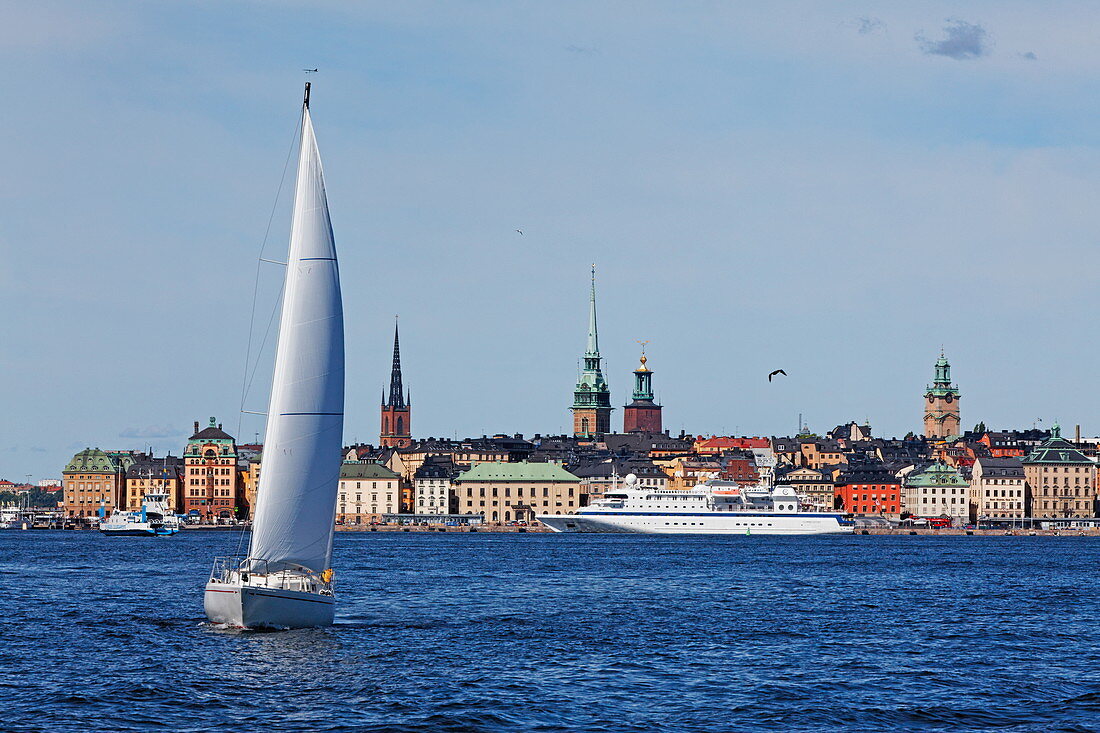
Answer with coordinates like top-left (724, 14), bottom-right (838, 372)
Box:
top-left (834, 469), bottom-right (901, 517)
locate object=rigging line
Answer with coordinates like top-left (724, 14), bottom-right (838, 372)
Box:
top-left (236, 112), bottom-right (302, 441)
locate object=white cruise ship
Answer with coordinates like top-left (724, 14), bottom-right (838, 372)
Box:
top-left (537, 475), bottom-right (853, 535)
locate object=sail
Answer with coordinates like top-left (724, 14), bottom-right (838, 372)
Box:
top-left (248, 97), bottom-right (345, 574)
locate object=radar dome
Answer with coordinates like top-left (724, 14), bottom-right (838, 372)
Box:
top-left (624, 473), bottom-right (638, 486)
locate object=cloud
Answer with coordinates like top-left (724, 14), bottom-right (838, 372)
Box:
top-left (916, 19), bottom-right (990, 60)
top-left (852, 17), bottom-right (885, 35)
top-left (1020, 51), bottom-right (1038, 61)
top-left (118, 425), bottom-right (186, 439)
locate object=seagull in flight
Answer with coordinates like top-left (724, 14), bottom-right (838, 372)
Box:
top-left (768, 369), bottom-right (787, 382)
top-left (515, 229), bottom-right (524, 235)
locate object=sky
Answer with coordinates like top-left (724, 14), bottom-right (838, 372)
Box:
top-left (4, 1), bottom-right (1100, 481)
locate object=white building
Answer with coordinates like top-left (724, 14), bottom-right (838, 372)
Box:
top-left (337, 462), bottom-right (401, 524)
top-left (970, 457), bottom-right (1026, 520)
top-left (904, 462), bottom-right (970, 525)
top-left (413, 459), bottom-right (455, 515)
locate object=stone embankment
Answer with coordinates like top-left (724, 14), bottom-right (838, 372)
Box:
top-left (336, 524), bottom-right (550, 533)
top-left (862, 528), bottom-right (1100, 536)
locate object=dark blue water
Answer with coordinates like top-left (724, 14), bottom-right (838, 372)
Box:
top-left (3, 532), bottom-right (1100, 732)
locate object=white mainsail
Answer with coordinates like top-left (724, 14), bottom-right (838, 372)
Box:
top-left (248, 86), bottom-right (344, 574)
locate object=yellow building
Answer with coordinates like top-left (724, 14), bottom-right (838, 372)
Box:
top-left (123, 457), bottom-right (183, 511)
top-left (454, 461), bottom-right (580, 524)
top-left (1022, 425), bottom-right (1097, 519)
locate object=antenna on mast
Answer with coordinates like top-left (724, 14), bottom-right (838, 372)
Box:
top-left (303, 81), bottom-right (311, 109)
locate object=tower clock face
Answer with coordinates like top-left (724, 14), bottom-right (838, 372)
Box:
top-left (945, 394), bottom-right (953, 403)
top-left (928, 396), bottom-right (935, 404)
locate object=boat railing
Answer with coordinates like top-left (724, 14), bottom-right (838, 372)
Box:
top-left (209, 556), bottom-right (334, 595)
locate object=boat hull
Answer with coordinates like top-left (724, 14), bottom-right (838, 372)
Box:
top-left (100, 528), bottom-right (172, 536)
top-left (204, 581), bottom-right (335, 629)
top-left (537, 512), bottom-right (854, 535)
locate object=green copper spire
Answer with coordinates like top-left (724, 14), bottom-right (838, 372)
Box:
top-left (632, 347), bottom-right (654, 401)
top-left (573, 266), bottom-right (611, 414)
top-left (586, 264), bottom-right (599, 357)
top-left (926, 350), bottom-right (959, 398)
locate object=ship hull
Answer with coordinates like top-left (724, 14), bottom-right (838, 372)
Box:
top-left (537, 512), bottom-right (853, 535)
top-left (204, 581), bottom-right (335, 629)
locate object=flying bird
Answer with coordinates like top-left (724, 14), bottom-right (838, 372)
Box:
top-left (515, 229), bottom-right (524, 235)
top-left (768, 369), bottom-right (787, 382)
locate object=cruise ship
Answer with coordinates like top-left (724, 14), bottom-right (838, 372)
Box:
top-left (537, 475), bottom-right (854, 535)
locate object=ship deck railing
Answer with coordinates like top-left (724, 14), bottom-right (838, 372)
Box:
top-left (209, 555), bottom-right (334, 596)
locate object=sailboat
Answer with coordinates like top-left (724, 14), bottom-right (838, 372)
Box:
top-left (204, 82), bottom-right (345, 629)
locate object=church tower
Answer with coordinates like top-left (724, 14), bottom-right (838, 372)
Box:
top-left (380, 319), bottom-right (412, 448)
top-left (623, 346), bottom-right (662, 433)
top-left (571, 267), bottom-right (612, 438)
top-left (923, 351), bottom-right (960, 440)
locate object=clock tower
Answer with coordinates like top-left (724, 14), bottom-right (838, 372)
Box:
top-left (923, 351), bottom-right (960, 440)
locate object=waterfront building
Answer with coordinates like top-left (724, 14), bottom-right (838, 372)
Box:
top-left (123, 455), bottom-right (183, 512)
top-left (380, 320), bottom-right (412, 448)
top-left (571, 268), bottom-right (612, 438)
top-left (1022, 424), bottom-right (1097, 519)
top-left (413, 456), bottom-right (458, 515)
top-left (62, 448), bottom-right (133, 518)
top-left (970, 456), bottom-right (1026, 521)
top-left (623, 351), bottom-right (662, 433)
top-left (903, 462), bottom-right (969, 524)
top-left (182, 418), bottom-right (242, 520)
top-left (454, 461), bottom-right (581, 523)
top-left (776, 466), bottom-right (834, 511)
top-left (835, 467), bottom-right (902, 517)
top-left (337, 462), bottom-right (401, 524)
top-left (924, 352), bottom-right (961, 440)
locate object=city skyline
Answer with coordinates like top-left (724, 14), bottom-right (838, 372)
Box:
top-left (6, 3), bottom-right (1100, 480)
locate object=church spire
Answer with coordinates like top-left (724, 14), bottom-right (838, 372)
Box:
top-left (380, 316), bottom-right (412, 447)
top-left (385, 317), bottom-right (405, 409)
top-left (572, 266), bottom-right (612, 437)
top-left (586, 264), bottom-right (599, 356)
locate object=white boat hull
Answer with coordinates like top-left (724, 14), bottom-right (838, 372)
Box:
top-left (537, 512), bottom-right (854, 535)
top-left (204, 580), bottom-right (335, 629)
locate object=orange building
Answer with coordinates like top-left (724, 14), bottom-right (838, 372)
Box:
top-left (62, 448), bottom-right (134, 518)
top-left (834, 469), bottom-right (901, 517)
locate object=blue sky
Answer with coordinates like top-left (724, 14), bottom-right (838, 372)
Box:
top-left (4, 1), bottom-right (1100, 480)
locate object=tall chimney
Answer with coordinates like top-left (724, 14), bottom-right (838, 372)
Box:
top-left (1076, 424), bottom-right (1081, 442)
top-left (194, 420), bottom-right (199, 435)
